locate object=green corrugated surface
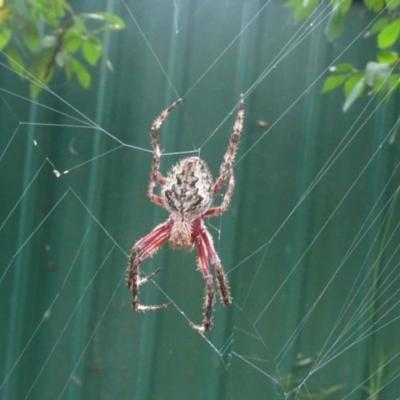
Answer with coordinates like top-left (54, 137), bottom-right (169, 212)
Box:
top-left (1, 1), bottom-right (400, 399)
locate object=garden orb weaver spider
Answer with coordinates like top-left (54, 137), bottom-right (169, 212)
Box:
top-left (126, 94), bottom-right (245, 333)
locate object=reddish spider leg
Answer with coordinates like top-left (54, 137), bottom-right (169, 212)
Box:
top-left (199, 223), bottom-right (232, 305)
top-left (192, 231), bottom-right (215, 333)
top-left (188, 95), bottom-right (244, 331)
top-left (127, 100), bottom-right (182, 312)
top-left (190, 222), bottom-right (232, 333)
top-left (127, 220), bottom-right (173, 311)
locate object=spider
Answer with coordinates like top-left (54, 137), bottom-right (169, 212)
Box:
top-left (126, 94), bottom-right (245, 333)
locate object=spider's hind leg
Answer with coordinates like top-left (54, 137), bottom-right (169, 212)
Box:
top-left (213, 257), bottom-right (232, 306)
top-left (137, 267), bottom-right (162, 285)
top-left (191, 232), bottom-right (217, 334)
top-left (127, 220), bottom-right (173, 312)
top-left (201, 227), bottom-right (232, 306)
top-left (127, 252), bottom-right (173, 312)
top-left (190, 276), bottom-right (215, 334)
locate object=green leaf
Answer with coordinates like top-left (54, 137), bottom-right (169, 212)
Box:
top-left (386, 0), bottom-right (400, 11)
top-left (28, 48), bottom-right (55, 98)
top-left (37, 0), bottom-right (67, 27)
top-left (66, 58), bottom-right (91, 88)
top-left (285, 0), bottom-right (320, 21)
top-left (331, 0), bottom-right (352, 13)
top-left (340, 0), bottom-right (352, 13)
top-left (364, 0), bottom-right (385, 11)
top-left (28, 47), bottom-right (56, 83)
top-left (378, 18), bottom-right (400, 49)
top-left (82, 36), bottom-right (102, 66)
top-left (391, 73), bottom-right (400, 91)
top-left (63, 29), bottom-right (82, 53)
top-left (29, 65), bottom-right (54, 98)
top-left (0, 27), bottom-right (12, 50)
top-left (30, 81), bottom-right (43, 98)
top-left (22, 21), bottom-right (40, 52)
top-left (377, 50), bottom-right (398, 64)
top-left (366, 17), bottom-right (390, 37)
top-left (325, 7), bottom-right (344, 42)
top-left (7, 44), bottom-right (25, 75)
top-left (91, 11), bottom-right (126, 29)
top-left (76, 64), bottom-right (91, 89)
top-left (344, 73), bottom-right (364, 96)
top-left (365, 61), bottom-right (391, 86)
top-left (343, 75), bottom-right (366, 112)
top-left (321, 74), bottom-right (347, 93)
top-left (71, 19), bottom-right (85, 35)
top-left (330, 63), bottom-right (355, 73)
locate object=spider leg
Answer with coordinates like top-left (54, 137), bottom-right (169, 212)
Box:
top-left (190, 233), bottom-right (215, 333)
top-left (212, 94), bottom-right (244, 197)
top-left (127, 220), bottom-right (173, 311)
top-left (200, 222), bottom-right (232, 306)
top-left (148, 99), bottom-right (182, 207)
top-left (202, 173), bottom-right (235, 218)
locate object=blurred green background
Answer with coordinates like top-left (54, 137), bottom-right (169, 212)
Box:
top-left (1, 1), bottom-right (400, 399)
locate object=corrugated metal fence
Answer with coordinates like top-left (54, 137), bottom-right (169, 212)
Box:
top-left (1, 1), bottom-right (400, 399)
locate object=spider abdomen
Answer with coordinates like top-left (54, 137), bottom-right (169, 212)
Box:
top-left (162, 157), bottom-right (213, 217)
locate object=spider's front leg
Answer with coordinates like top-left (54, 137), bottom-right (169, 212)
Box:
top-left (212, 94), bottom-right (244, 197)
top-left (203, 95), bottom-right (244, 219)
top-left (148, 99), bottom-right (182, 207)
top-left (127, 220), bottom-right (173, 311)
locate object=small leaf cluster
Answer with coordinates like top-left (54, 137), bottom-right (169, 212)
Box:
top-left (286, 0), bottom-right (400, 111)
top-left (0, 0), bottom-right (125, 97)
top-left (286, 0), bottom-right (351, 41)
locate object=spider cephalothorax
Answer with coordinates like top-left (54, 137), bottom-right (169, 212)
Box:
top-left (126, 95), bottom-right (244, 333)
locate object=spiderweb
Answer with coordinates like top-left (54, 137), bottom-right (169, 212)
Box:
top-left (1, 0), bottom-right (400, 399)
